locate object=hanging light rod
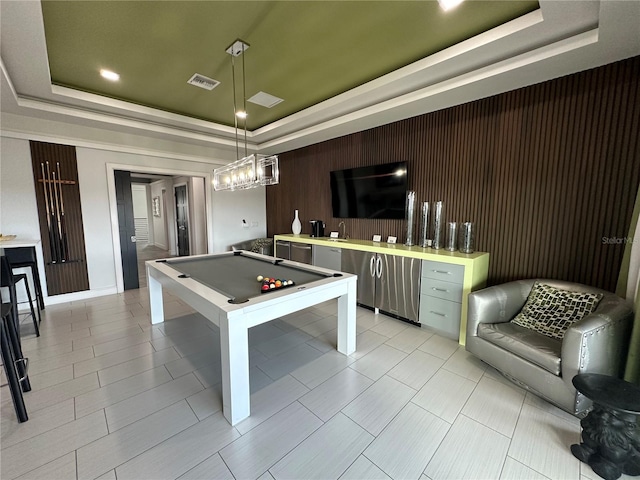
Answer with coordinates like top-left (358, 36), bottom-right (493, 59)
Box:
top-left (213, 38), bottom-right (279, 192)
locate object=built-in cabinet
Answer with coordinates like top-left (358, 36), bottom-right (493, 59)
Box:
top-left (275, 239), bottom-right (290, 259)
top-left (341, 250), bottom-right (420, 323)
top-left (312, 245), bottom-right (342, 271)
top-left (274, 234), bottom-right (490, 344)
top-left (419, 261), bottom-right (465, 338)
top-left (275, 240), bottom-right (312, 264)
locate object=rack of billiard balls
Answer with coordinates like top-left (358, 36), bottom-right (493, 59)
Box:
top-left (257, 275), bottom-right (295, 293)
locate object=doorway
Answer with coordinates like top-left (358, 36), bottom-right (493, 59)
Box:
top-left (109, 166), bottom-right (211, 293)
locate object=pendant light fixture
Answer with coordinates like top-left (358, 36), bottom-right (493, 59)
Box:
top-left (213, 39), bottom-right (279, 192)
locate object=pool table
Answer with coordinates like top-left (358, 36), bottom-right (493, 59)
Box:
top-left (146, 250), bottom-right (357, 425)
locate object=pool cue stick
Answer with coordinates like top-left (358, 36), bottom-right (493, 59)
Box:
top-left (41, 162), bottom-right (57, 263)
top-left (46, 161), bottom-right (61, 263)
top-left (55, 162), bottom-right (68, 261)
top-left (52, 170), bottom-right (64, 262)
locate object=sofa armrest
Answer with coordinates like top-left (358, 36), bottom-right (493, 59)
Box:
top-left (561, 296), bottom-right (633, 384)
top-left (231, 240), bottom-right (253, 251)
top-left (467, 280), bottom-right (534, 338)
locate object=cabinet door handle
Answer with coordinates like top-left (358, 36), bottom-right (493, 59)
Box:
top-left (292, 245), bottom-right (311, 250)
top-left (432, 287), bottom-right (449, 293)
top-left (433, 270), bottom-right (451, 275)
top-left (430, 311), bottom-right (447, 317)
top-left (376, 256), bottom-right (382, 278)
top-left (369, 256), bottom-right (375, 277)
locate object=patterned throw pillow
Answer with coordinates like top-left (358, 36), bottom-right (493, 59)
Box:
top-left (250, 238), bottom-right (273, 254)
top-left (511, 282), bottom-right (603, 339)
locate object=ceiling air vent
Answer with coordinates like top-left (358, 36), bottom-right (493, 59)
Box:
top-left (187, 73), bottom-right (220, 91)
top-left (248, 91), bottom-right (284, 108)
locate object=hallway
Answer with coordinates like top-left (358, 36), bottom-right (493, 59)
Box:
top-left (136, 243), bottom-right (173, 288)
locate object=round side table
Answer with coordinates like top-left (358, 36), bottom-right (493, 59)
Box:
top-left (571, 374), bottom-right (640, 480)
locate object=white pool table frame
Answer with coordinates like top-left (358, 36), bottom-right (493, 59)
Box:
top-left (146, 251), bottom-right (357, 426)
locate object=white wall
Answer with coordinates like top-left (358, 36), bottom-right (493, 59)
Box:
top-left (131, 184), bottom-right (150, 243)
top-left (217, 186), bottom-right (268, 250)
top-left (0, 137), bottom-right (40, 238)
top-left (131, 184), bottom-right (148, 217)
top-left (144, 184), bottom-right (155, 245)
top-left (150, 180), bottom-right (168, 249)
top-left (1, 113), bottom-right (267, 302)
top-left (191, 177), bottom-right (207, 255)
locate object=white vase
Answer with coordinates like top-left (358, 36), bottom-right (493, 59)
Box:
top-left (292, 210), bottom-right (302, 234)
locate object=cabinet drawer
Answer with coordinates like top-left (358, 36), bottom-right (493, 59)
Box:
top-left (419, 296), bottom-right (461, 339)
top-left (421, 277), bottom-right (463, 303)
top-left (421, 260), bottom-right (464, 284)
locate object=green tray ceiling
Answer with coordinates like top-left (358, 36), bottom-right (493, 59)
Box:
top-left (41, 0), bottom-right (538, 130)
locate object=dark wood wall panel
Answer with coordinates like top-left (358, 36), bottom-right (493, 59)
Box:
top-left (266, 56), bottom-right (640, 292)
top-left (30, 141), bottom-right (90, 295)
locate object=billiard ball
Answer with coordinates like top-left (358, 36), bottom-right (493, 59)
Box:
top-left (270, 283), bottom-right (275, 289)
top-left (261, 284), bottom-right (269, 291)
top-left (257, 275), bottom-right (263, 282)
top-left (275, 280), bottom-right (282, 287)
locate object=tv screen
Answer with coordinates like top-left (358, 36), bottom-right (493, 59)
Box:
top-left (330, 162), bottom-right (408, 219)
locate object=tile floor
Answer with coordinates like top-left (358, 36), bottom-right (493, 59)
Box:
top-left (1, 285), bottom-right (632, 480)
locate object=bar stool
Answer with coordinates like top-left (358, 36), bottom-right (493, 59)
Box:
top-left (0, 256), bottom-right (39, 337)
top-left (0, 293), bottom-right (29, 422)
top-left (4, 247), bottom-right (44, 311)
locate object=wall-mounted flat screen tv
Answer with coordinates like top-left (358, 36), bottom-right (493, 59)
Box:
top-left (330, 161), bottom-right (408, 219)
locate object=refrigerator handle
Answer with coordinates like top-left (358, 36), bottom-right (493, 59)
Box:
top-left (376, 256), bottom-right (383, 278)
top-left (369, 255), bottom-right (376, 277)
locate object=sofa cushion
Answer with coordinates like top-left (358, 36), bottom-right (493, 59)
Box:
top-left (250, 238), bottom-right (273, 255)
top-left (478, 322), bottom-right (563, 375)
top-left (511, 282), bottom-right (603, 339)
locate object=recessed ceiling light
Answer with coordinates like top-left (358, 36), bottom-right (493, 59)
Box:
top-left (438, 0), bottom-right (464, 11)
top-left (100, 69), bottom-right (120, 81)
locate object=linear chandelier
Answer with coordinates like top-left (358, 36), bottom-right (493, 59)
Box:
top-left (213, 39), bottom-right (279, 192)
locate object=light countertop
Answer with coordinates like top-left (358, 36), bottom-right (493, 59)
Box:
top-left (274, 234), bottom-right (488, 266)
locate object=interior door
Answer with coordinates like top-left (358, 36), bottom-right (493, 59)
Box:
top-left (175, 184), bottom-right (190, 256)
top-left (114, 170), bottom-right (139, 290)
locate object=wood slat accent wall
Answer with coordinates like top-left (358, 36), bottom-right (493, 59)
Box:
top-left (30, 141), bottom-right (90, 295)
top-left (266, 56), bottom-right (640, 291)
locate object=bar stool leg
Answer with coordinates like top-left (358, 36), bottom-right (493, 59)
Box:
top-left (21, 278), bottom-right (40, 336)
top-left (31, 263), bottom-right (45, 312)
top-left (2, 315), bottom-right (31, 392)
top-left (0, 320), bottom-right (28, 422)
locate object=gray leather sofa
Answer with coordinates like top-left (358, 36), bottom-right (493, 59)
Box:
top-left (466, 279), bottom-right (633, 414)
top-left (230, 237), bottom-right (273, 256)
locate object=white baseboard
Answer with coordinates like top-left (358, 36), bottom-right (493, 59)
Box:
top-left (43, 286), bottom-right (119, 306)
